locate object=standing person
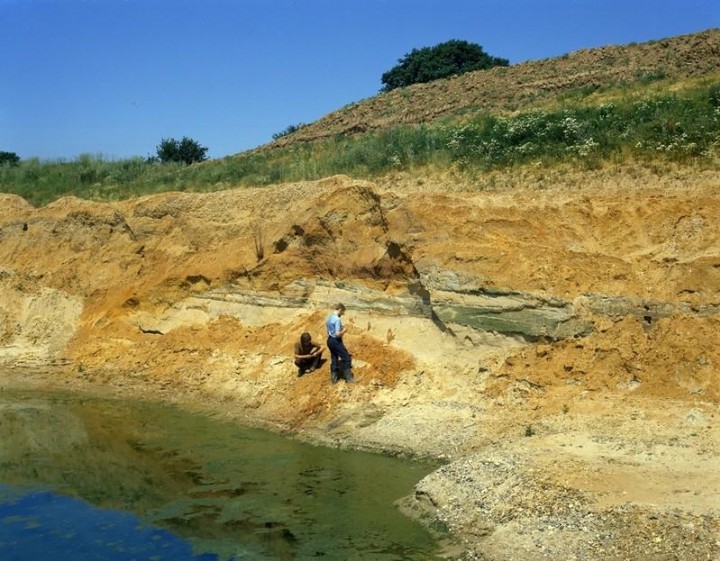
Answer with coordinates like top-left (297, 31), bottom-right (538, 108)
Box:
top-left (294, 332), bottom-right (323, 377)
top-left (325, 303), bottom-right (354, 384)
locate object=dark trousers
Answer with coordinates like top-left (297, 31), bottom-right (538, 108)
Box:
top-left (327, 336), bottom-right (351, 372)
top-left (295, 354), bottom-right (321, 374)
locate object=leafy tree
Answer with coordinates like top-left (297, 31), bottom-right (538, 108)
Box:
top-left (381, 39), bottom-right (509, 92)
top-left (156, 137), bottom-right (208, 165)
top-left (0, 151), bottom-right (20, 166)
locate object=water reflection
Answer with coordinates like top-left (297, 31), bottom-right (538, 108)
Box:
top-left (0, 485), bottom-right (219, 561)
top-left (0, 389), bottom-right (442, 560)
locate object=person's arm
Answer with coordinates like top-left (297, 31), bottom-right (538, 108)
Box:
top-left (296, 343), bottom-right (321, 359)
top-left (294, 344), bottom-right (310, 360)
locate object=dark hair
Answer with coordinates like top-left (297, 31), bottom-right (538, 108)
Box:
top-left (335, 303), bottom-right (346, 312)
top-left (300, 332), bottom-right (311, 344)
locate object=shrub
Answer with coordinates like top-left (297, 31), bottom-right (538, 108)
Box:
top-left (709, 83), bottom-right (720, 108)
top-left (381, 40), bottom-right (509, 92)
top-left (156, 137), bottom-right (208, 165)
top-left (272, 122), bottom-right (308, 141)
top-left (0, 151), bottom-right (20, 166)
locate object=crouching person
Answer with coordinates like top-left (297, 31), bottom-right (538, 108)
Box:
top-left (294, 332), bottom-right (323, 377)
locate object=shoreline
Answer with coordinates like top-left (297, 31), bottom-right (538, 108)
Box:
top-left (2, 364), bottom-right (719, 560)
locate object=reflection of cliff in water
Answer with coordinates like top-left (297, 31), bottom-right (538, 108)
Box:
top-left (0, 389), bottom-right (443, 561)
top-left (0, 390), bottom-right (203, 512)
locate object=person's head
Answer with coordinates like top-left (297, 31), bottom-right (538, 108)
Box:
top-left (335, 303), bottom-right (346, 316)
top-left (300, 332), bottom-right (311, 345)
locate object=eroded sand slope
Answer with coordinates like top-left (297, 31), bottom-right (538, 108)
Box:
top-left (1, 173), bottom-right (718, 560)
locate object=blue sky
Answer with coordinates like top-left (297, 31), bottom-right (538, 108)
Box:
top-left (2, 0), bottom-right (717, 161)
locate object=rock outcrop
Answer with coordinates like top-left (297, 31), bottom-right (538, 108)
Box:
top-left (1, 174), bottom-right (719, 560)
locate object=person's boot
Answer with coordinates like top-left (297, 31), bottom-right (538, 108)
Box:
top-left (343, 367), bottom-right (355, 383)
top-left (330, 369), bottom-right (339, 384)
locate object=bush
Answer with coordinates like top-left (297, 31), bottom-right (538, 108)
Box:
top-left (272, 122), bottom-right (308, 141)
top-left (0, 151), bottom-right (20, 166)
top-left (156, 137), bottom-right (208, 165)
top-left (709, 83), bottom-right (720, 108)
top-left (381, 40), bottom-right (509, 92)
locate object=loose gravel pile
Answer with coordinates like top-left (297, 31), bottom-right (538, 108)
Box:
top-left (408, 451), bottom-right (720, 561)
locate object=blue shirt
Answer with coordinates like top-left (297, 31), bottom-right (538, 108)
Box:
top-left (326, 312), bottom-right (343, 338)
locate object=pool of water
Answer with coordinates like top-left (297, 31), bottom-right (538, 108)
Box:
top-left (0, 389), bottom-right (443, 560)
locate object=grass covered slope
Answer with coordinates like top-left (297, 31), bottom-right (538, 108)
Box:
top-left (2, 29), bottom-right (719, 206)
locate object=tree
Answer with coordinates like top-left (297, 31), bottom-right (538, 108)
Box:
top-left (0, 151), bottom-right (20, 166)
top-left (381, 40), bottom-right (509, 92)
top-left (155, 137), bottom-right (208, 165)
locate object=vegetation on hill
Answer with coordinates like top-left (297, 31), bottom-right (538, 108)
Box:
top-left (1, 31), bottom-right (718, 206)
top-left (154, 136), bottom-right (208, 165)
top-left (380, 39), bottom-right (509, 91)
top-left (0, 151), bottom-right (20, 166)
top-left (271, 29), bottom-right (720, 147)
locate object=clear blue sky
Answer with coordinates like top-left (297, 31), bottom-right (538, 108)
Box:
top-left (2, 0), bottom-right (717, 161)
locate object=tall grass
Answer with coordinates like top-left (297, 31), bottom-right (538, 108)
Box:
top-left (0, 154), bottom-right (189, 206)
top-left (1, 81), bottom-right (718, 206)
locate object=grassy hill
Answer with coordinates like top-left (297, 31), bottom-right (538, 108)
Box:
top-left (268, 28), bottom-right (720, 147)
top-left (2, 28), bottom-right (719, 206)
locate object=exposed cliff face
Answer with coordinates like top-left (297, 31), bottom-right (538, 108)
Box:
top-left (1, 174), bottom-right (719, 560)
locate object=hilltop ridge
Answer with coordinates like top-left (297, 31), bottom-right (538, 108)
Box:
top-left (268, 28), bottom-right (720, 148)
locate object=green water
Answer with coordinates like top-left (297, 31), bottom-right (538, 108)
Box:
top-left (0, 389), bottom-right (443, 560)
